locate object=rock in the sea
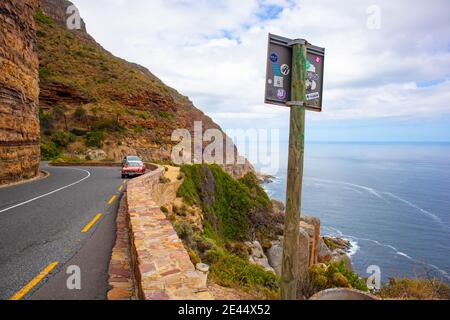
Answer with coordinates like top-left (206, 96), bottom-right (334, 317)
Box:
top-left (245, 241), bottom-right (275, 273)
top-left (322, 236), bottom-right (352, 252)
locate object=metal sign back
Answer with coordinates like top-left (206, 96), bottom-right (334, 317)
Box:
top-left (264, 33), bottom-right (325, 112)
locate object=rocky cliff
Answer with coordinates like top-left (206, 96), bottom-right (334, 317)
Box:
top-left (36, 0), bottom-right (253, 177)
top-left (0, 0), bottom-right (40, 185)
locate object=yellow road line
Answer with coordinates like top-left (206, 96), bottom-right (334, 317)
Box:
top-left (9, 261), bottom-right (58, 300)
top-left (81, 213), bottom-right (102, 233)
top-left (108, 195), bottom-right (117, 205)
top-left (118, 185), bottom-right (123, 192)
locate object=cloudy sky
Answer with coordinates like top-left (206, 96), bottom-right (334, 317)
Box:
top-left (71, 0), bottom-right (450, 142)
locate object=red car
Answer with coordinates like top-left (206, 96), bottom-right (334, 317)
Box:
top-left (121, 160), bottom-right (146, 178)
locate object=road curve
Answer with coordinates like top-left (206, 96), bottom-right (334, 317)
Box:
top-left (0, 162), bottom-right (126, 300)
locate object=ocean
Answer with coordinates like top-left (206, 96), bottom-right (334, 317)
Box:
top-left (255, 142), bottom-right (450, 283)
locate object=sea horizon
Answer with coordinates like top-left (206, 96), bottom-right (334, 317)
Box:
top-left (256, 141), bottom-right (450, 284)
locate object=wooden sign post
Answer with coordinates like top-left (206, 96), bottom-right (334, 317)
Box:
top-left (281, 40), bottom-right (307, 300)
top-left (265, 34), bottom-right (325, 300)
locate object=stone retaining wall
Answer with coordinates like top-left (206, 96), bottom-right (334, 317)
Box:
top-left (122, 167), bottom-right (212, 300)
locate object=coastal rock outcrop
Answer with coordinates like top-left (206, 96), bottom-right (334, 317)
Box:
top-left (265, 215), bottom-right (355, 277)
top-left (245, 241), bottom-right (275, 273)
top-left (0, 0), bottom-right (40, 184)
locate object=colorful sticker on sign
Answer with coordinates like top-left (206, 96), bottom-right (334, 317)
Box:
top-left (280, 64), bottom-right (290, 76)
top-left (306, 60), bottom-right (316, 73)
top-left (274, 76), bottom-right (283, 88)
top-left (277, 89), bottom-right (286, 100)
top-left (272, 63), bottom-right (281, 76)
top-left (270, 53), bottom-right (278, 63)
top-left (306, 92), bottom-right (320, 101)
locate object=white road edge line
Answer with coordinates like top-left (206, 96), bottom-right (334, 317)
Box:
top-left (0, 168), bottom-right (91, 214)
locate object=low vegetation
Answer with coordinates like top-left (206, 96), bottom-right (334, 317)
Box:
top-left (309, 260), bottom-right (368, 293)
top-left (174, 164), bottom-right (281, 299)
top-left (378, 277), bottom-right (450, 300)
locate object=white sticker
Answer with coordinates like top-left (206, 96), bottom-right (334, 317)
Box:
top-left (306, 79), bottom-right (317, 91)
top-left (306, 92), bottom-right (320, 101)
top-left (274, 76), bottom-right (284, 88)
top-left (268, 79), bottom-right (273, 84)
top-left (280, 64), bottom-right (290, 76)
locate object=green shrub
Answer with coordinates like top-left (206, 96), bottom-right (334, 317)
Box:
top-left (208, 249), bottom-right (279, 299)
top-left (309, 260), bottom-right (368, 292)
top-left (51, 131), bottom-right (76, 148)
top-left (38, 67), bottom-right (50, 79)
top-left (160, 206), bottom-right (169, 214)
top-left (74, 106), bottom-right (87, 120)
top-left (134, 124), bottom-right (144, 133)
top-left (40, 142), bottom-right (61, 160)
top-left (158, 111), bottom-right (173, 119)
top-left (177, 164), bottom-right (273, 241)
top-left (35, 8), bottom-right (53, 25)
top-left (36, 30), bottom-right (46, 38)
top-left (93, 119), bottom-right (121, 132)
top-left (70, 128), bottom-right (88, 136)
top-left (85, 131), bottom-right (104, 148)
top-left (39, 109), bottom-right (51, 130)
top-left (174, 221), bottom-right (193, 245)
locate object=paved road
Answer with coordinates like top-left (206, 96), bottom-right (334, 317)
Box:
top-left (0, 162), bottom-right (126, 300)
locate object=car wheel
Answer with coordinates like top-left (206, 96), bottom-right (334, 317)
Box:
top-left (121, 174), bottom-right (127, 179)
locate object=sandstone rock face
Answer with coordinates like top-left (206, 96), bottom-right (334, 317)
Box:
top-left (266, 236), bottom-right (283, 276)
top-left (245, 241), bottom-right (275, 273)
top-left (266, 215), bottom-right (324, 278)
top-left (317, 237), bottom-right (332, 263)
top-left (0, 0), bottom-right (40, 184)
top-left (266, 228), bottom-right (311, 278)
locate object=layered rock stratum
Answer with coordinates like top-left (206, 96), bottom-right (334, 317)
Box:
top-left (0, 0), bottom-right (40, 184)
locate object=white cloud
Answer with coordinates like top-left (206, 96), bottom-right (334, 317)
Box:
top-left (71, 0), bottom-right (450, 130)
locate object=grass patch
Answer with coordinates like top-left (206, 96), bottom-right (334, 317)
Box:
top-left (309, 260), bottom-right (368, 293)
top-left (35, 8), bottom-right (53, 26)
top-left (378, 277), bottom-right (450, 300)
top-left (178, 164), bottom-right (276, 242)
top-left (85, 131), bottom-right (105, 148)
top-left (174, 164), bottom-right (280, 299)
top-left (40, 142), bottom-right (61, 160)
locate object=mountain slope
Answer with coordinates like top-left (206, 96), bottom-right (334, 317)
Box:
top-left (36, 0), bottom-right (252, 177)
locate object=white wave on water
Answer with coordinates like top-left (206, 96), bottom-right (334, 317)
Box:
top-left (383, 192), bottom-right (443, 224)
top-left (306, 177), bottom-right (385, 199)
top-left (322, 226), bottom-right (450, 281)
top-left (347, 240), bottom-right (360, 257)
top-left (306, 177), bottom-right (444, 227)
top-left (321, 226), bottom-right (359, 257)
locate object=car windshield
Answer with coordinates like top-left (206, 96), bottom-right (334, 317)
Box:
top-left (127, 161), bottom-right (142, 167)
top-left (127, 156), bottom-right (141, 161)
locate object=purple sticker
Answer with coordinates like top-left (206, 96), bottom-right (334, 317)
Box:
top-left (315, 56), bottom-right (321, 63)
top-left (276, 89), bottom-right (286, 100)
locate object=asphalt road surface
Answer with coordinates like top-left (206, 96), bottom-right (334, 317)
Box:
top-left (0, 162), bottom-right (126, 300)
